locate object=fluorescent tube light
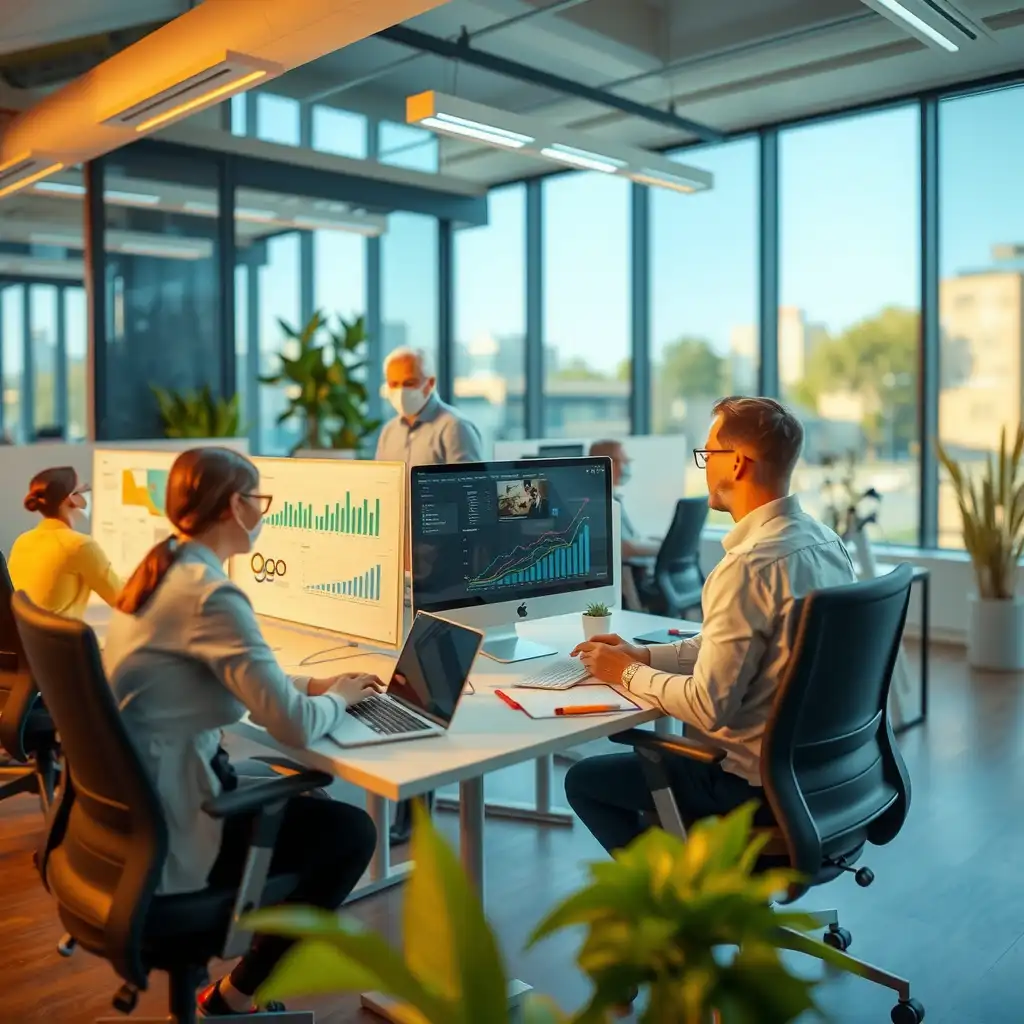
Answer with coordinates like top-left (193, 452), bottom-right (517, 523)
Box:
top-left (32, 180), bottom-right (86, 197)
top-left (235, 207), bottom-right (278, 223)
top-left (102, 52), bottom-right (282, 135)
top-left (105, 190), bottom-right (161, 206)
top-left (407, 91), bottom-right (713, 196)
top-left (540, 144), bottom-right (624, 173)
top-left (872, 0), bottom-right (959, 50)
top-left (0, 152), bottom-right (65, 200)
top-left (30, 232), bottom-right (82, 247)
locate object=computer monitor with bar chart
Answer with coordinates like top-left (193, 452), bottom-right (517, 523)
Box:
top-left (410, 457), bottom-right (617, 663)
top-left (231, 456), bottom-right (406, 648)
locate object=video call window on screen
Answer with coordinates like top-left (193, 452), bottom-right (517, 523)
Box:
top-left (497, 478), bottom-right (550, 519)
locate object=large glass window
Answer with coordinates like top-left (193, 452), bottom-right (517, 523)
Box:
top-left (379, 122), bottom-right (439, 172)
top-left (256, 92), bottom-right (301, 146)
top-left (650, 139), bottom-right (759, 525)
top-left (380, 211), bottom-right (438, 367)
top-left (542, 172), bottom-right (630, 439)
top-left (779, 106), bottom-right (921, 545)
top-left (30, 284), bottom-right (58, 435)
top-left (1, 285), bottom-right (24, 443)
top-left (313, 106), bottom-right (367, 158)
top-left (65, 287), bottom-right (87, 441)
top-left (453, 185), bottom-right (526, 456)
top-left (938, 85), bottom-right (1024, 548)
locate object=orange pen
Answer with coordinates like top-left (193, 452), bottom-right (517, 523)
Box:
top-left (555, 704), bottom-right (619, 716)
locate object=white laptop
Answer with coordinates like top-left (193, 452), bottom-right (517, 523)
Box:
top-left (330, 611), bottom-right (482, 748)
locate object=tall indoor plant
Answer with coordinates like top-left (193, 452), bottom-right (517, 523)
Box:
top-left (244, 803), bottom-right (825, 1024)
top-left (937, 425), bottom-right (1024, 670)
top-left (260, 310), bottom-right (380, 457)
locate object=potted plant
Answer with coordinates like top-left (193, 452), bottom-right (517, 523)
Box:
top-left (582, 601), bottom-right (611, 640)
top-left (151, 384), bottom-right (241, 439)
top-left (937, 425), bottom-right (1024, 670)
top-left (260, 310), bottom-right (380, 457)
top-left (244, 802), bottom-right (824, 1024)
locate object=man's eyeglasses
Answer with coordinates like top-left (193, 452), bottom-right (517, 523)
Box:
top-left (242, 493), bottom-right (273, 515)
top-left (692, 449), bottom-right (734, 469)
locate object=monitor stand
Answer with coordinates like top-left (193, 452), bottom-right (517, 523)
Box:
top-left (480, 624), bottom-right (556, 664)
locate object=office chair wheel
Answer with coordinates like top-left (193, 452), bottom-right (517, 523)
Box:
top-left (112, 984), bottom-right (139, 1014)
top-left (890, 997), bottom-right (925, 1023)
top-left (823, 924), bottom-right (852, 951)
top-left (56, 934), bottom-right (77, 957)
top-left (855, 866), bottom-right (875, 887)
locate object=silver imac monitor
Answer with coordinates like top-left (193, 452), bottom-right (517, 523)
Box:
top-left (410, 457), bottom-right (617, 663)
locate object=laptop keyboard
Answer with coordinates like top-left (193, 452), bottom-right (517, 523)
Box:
top-left (346, 695), bottom-right (427, 735)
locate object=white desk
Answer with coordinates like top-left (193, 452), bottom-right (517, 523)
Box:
top-left (86, 603), bottom-right (691, 1021)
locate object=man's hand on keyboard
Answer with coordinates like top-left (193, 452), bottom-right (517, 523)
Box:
top-left (322, 673), bottom-right (386, 705)
top-left (570, 634), bottom-right (650, 666)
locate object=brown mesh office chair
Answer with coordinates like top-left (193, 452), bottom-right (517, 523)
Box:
top-left (611, 564), bottom-right (924, 1024)
top-left (13, 591), bottom-right (324, 1023)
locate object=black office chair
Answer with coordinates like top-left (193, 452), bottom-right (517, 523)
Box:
top-left (0, 551), bottom-right (58, 811)
top-left (638, 497), bottom-right (708, 618)
top-left (12, 591), bottom-right (325, 1023)
top-left (612, 564), bottom-right (924, 1024)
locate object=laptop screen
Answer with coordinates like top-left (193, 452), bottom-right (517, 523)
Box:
top-left (387, 613), bottom-right (481, 728)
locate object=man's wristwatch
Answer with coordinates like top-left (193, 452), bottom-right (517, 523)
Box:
top-left (620, 662), bottom-right (642, 689)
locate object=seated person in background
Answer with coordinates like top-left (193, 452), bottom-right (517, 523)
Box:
top-left (103, 447), bottom-right (382, 1017)
top-left (589, 439), bottom-right (659, 610)
top-left (569, 397), bottom-right (857, 854)
top-left (8, 466), bottom-right (122, 618)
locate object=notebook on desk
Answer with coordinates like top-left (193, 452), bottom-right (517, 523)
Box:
top-left (633, 627), bottom-right (699, 645)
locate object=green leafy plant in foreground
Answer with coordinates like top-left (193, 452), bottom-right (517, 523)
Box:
top-left (584, 602), bottom-right (611, 617)
top-left (244, 802), bottom-right (826, 1024)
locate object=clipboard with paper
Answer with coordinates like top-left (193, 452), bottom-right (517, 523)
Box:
top-left (495, 684), bottom-right (641, 719)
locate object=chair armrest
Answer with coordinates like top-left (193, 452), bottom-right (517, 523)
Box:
top-left (610, 727), bottom-right (727, 765)
top-left (202, 769), bottom-right (333, 819)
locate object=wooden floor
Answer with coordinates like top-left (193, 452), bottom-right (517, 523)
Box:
top-left (2, 643), bottom-right (1022, 1023)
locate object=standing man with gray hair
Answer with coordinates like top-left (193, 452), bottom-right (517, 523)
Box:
top-left (376, 347), bottom-right (484, 469)
top-left (376, 346), bottom-right (484, 845)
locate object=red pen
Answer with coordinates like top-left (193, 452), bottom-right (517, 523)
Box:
top-left (668, 628), bottom-right (695, 636)
top-left (495, 689), bottom-right (523, 711)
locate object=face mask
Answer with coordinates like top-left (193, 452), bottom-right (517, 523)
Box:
top-left (70, 507), bottom-right (89, 532)
top-left (618, 464), bottom-right (632, 485)
top-left (236, 502), bottom-right (263, 549)
top-left (389, 386), bottom-right (429, 418)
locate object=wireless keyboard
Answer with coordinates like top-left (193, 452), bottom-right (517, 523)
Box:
top-left (514, 657), bottom-right (592, 690)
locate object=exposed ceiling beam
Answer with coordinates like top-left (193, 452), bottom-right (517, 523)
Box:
top-left (304, 0), bottom-right (594, 105)
top-left (375, 23), bottom-right (725, 142)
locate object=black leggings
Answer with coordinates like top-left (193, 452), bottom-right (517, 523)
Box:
top-left (207, 795), bottom-right (376, 995)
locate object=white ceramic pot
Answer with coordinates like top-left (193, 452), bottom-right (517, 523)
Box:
top-left (967, 594), bottom-right (1024, 671)
top-left (293, 449), bottom-right (357, 459)
top-left (582, 613), bottom-right (612, 640)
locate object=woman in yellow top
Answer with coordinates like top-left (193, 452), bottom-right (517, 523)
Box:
top-left (8, 466), bottom-right (123, 617)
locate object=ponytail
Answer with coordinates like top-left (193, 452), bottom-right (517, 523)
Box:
top-left (116, 536), bottom-right (182, 615)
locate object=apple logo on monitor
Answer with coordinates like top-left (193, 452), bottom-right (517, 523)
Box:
top-left (517, 602), bottom-right (528, 618)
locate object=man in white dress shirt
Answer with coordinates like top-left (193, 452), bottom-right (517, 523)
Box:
top-left (567, 396), bottom-right (857, 853)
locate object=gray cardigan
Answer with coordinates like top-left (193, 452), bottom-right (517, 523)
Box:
top-left (103, 542), bottom-right (347, 894)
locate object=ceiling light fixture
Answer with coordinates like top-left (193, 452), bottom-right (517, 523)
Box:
top-left (859, 0), bottom-right (994, 53)
top-left (406, 92), bottom-right (712, 194)
top-left (104, 189), bottom-right (161, 206)
top-left (0, 152), bottom-right (65, 200)
top-left (32, 180), bottom-right (86, 197)
top-left (101, 52), bottom-right (282, 135)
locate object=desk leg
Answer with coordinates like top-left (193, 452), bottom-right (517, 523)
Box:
top-left (435, 756), bottom-right (574, 827)
top-left (362, 776), bottom-right (532, 1022)
top-left (345, 795), bottom-right (413, 904)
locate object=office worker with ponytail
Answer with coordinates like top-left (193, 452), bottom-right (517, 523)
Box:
top-left (8, 466), bottom-right (122, 618)
top-left (103, 447), bottom-right (380, 1018)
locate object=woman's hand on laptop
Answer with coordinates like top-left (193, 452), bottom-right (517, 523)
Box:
top-left (314, 673), bottom-right (386, 704)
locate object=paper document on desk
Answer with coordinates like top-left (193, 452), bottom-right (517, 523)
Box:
top-left (497, 685), bottom-right (641, 719)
